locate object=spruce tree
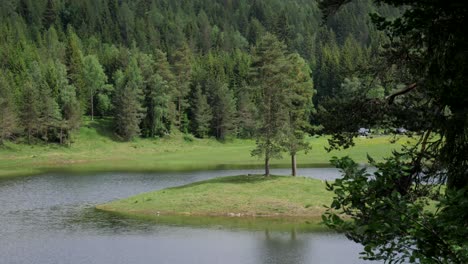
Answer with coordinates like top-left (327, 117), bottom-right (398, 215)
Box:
top-left (172, 44), bottom-right (192, 130)
top-left (42, 0), bottom-right (56, 29)
top-left (19, 80), bottom-right (40, 144)
top-left (29, 62), bottom-right (62, 142)
top-left (236, 90), bottom-right (257, 138)
top-left (142, 73), bottom-right (170, 137)
top-left (113, 59), bottom-right (144, 141)
top-left (211, 82), bottom-right (237, 140)
top-left (0, 72), bottom-right (17, 145)
top-left (284, 53), bottom-right (314, 176)
top-left (250, 33), bottom-right (290, 176)
top-left (192, 85), bottom-right (212, 138)
top-left (53, 61), bottom-right (81, 131)
top-left (66, 26), bottom-right (85, 105)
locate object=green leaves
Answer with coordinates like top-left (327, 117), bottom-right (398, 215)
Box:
top-left (324, 155), bottom-right (468, 263)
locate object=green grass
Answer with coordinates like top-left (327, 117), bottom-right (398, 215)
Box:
top-left (97, 175), bottom-right (333, 219)
top-left (0, 118), bottom-right (410, 178)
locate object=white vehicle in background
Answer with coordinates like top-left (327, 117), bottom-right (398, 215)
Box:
top-left (396, 127), bottom-right (408, 134)
top-left (358, 128), bottom-right (370, 136)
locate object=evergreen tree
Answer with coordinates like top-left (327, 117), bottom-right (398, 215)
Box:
top-left (138, 53), bottom-right (170, 137)
top-left (0, 0), bottom-right (392, 144)
top-left (153, 49), bottom-right (175, 85)
top-left (250, 33), bottom-right (290, 176)
top-left (0, 72), bottom-right (17, 144)
top-left (38, 82), bottom-right (61, 142)
top-left (197, 10), bottom-right (212, 53)
top-left (19, 80), bottom-right (40, 144)
top-left (42, 0), bottom-right (56, 29)
top-left (236, 90), bottom-right (257, 138)
top-left (172, 43), bottom-right (192, 130)
top-left (29, 61), bottom-right (61, 142)
top-left (113, 58), bottom-right (144, 141)
top-left (43, 27), bottom-right (65, 62)
top-left (66, 26), bottom-right (85, 105)
top-left (192, 85), bottom-right (212, 138)
top-left (284, 53), bottom-right (315, 176)
top-left (211, 81), bottom-right (237, 140)
top-left (314, 29), bottom-right (342, 100)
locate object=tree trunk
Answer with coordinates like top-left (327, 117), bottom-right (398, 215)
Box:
top-left (291, 153), bottom-right (297, 176)
top-left (265, 156), bottom-right (270, 177)
top-left (178, 97), bottom-right (181, 127)
top-left (91, 93), bottom-right (94, 121)
top-left (59, 126), bottom-right (63, 145)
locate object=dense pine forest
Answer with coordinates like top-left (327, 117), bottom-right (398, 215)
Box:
top-left (0, 0), bottom-right (398, 144)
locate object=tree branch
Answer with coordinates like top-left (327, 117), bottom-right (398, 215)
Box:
top-left (386, 83), bottom-right (418, 104)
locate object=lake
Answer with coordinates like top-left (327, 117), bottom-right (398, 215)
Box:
top-left (0, 168), bottom-right (378, 264)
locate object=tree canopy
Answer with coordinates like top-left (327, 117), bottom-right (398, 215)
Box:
top-left (319, 0), bottom-right (468, 263)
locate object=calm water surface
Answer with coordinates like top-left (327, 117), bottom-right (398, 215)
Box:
top-left (0, 168), bottom-right (377, 264)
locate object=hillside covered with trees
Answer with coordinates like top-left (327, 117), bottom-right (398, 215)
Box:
top-left (0, 0), bottom-right (397, 144)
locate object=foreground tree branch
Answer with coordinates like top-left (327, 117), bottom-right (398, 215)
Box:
top-left (386, 83), bottom-right (418, 104)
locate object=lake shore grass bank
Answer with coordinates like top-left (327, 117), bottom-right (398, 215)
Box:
top-left (0, 119), bottom-right (408, 179)
top-left (96, 175), bottom-right (333, 220)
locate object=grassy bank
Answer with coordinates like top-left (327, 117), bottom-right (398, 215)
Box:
top-left (97, 175), bottom-right (333, 219)
top-left (0, 118), bottom-right (408, 178)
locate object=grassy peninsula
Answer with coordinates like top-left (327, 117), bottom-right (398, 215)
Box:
top-left (0, 119), bottom-right (408, 178)
top-left (97, 175), bottom-right (333, 219)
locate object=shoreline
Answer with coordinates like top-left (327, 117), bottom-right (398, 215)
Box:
top-left (96, 175), bottom-right (334, 226)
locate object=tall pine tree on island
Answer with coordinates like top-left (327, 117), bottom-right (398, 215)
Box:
top-left (284, 53), bottom-right (314, 176)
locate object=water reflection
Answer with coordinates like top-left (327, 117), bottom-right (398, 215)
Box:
top-left (259, 228), bottom-right (308, 264)
top-left (0, 169), bottom-right (378, 264)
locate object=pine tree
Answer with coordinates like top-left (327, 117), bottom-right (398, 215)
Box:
top-left (0, 72), bottom-right (17, 145)
top-left (42, 0), bottom-right (56, 29)
top-left (19, 80), bottom-right (40, 144)
top-left (250, 33), bottom-right (290, 176)
top-left (154, 49), bottom-right (175, 84)
top-left (197, 10), bottom-right (212, 53)
top-left (284, 53), bottom-right (314, 176)
top-left (236, 90), bottom-right (257, 138)
top-left (39, 84), bottom-right (61, 142)
top-left (138, 53), bottom-right (170, 137)
top-left (29, 61), bottom-right (61, 142)
top-left (142, 73), bottom-right (170, 137)
top-left (113, 59), bottom-right (144, 141)
top-left (211, 82), bottom-right (237, 140)
top-left (172, 43), bottom-right (192, 130)
top-left (192, 85), bottom-right (212, 138)
top-left (66, 26), bottom-right (85, 105)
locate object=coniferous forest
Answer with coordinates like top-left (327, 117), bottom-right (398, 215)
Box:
top-left (1, 1), bottom-right (467, 263)
top-left (0, 0), bottom-right (397, 144)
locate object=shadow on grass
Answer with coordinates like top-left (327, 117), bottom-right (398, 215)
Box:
top-left (86, 117), bottom-right (123, 142)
